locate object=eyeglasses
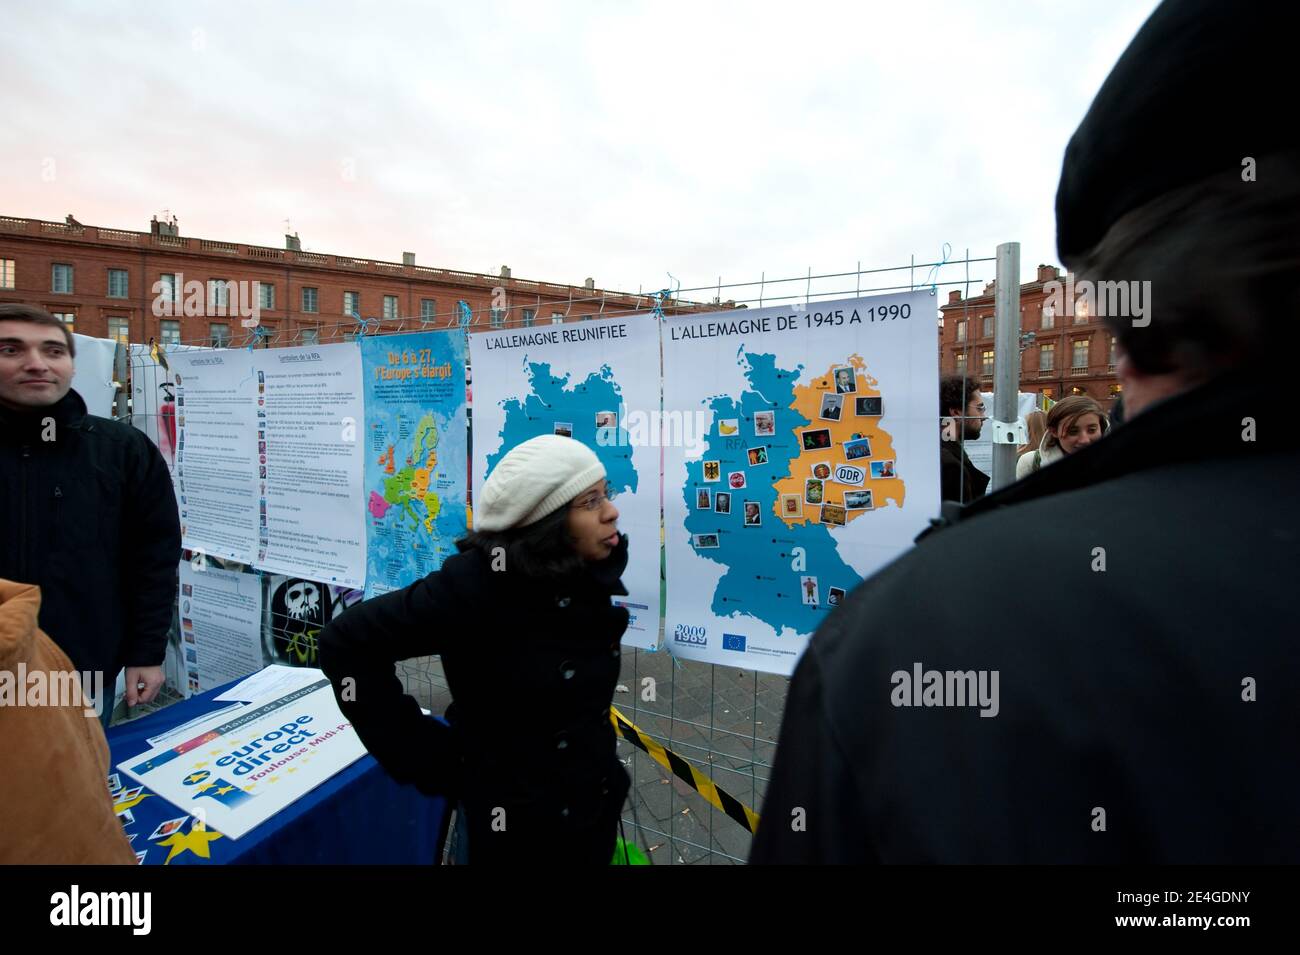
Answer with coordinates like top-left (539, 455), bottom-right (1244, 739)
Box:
top-left (571, 486), bottom-right (618, 511)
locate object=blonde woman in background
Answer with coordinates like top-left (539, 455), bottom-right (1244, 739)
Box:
top-left (1018, 411), bottom-right (1048, 459)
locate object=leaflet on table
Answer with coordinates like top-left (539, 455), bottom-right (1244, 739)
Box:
top-left (119, 680), bottom-right (367, 840)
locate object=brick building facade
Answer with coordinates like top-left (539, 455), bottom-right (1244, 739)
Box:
top-left (0, 214), bottom-right (719, 347)
top-left (939, 263), bottom-right (1122, 409)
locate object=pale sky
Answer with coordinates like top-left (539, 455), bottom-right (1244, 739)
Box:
top-left (0, 0), bottom-right (1161, 302)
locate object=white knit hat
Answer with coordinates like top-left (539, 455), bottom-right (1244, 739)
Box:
top-left (476, 434), bottom-right (607, 531)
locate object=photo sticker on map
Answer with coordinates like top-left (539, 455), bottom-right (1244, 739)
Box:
top-left (855, 396), bottom-right (882, 416)
top-left (714, 491), bottom-right (731, 514)
top-left (819, 393), bottom-right (843, 421)
top-left (828, 586), bottom-right (846, 606)
top-left (843, 436), bottom-right (872, 461)
top-left (696, 488), bottom-right (711, 510)
top-left (870, 459), bottom-right (896, 479)
top-left (743, 500), bottom-right (762, 526)
top-left (693, 533), bottom-right (720, 549)
top-left (718, 418), bottom-right (740, 437)
top-left (820, 503), bottom-right (847, 526)
top-left (811, 461), bottom-right (832, 480)
top-left (107, 773), bottom-right (122, 794)
top-left (801, 428), bottom-right (832, 451)
top-left (747, 446), bottom-right (768, 467)
top-left (805, 479), bottom-right (824, 505)
top-left (149, 816), bottom-right (191, 841)
top-left (702, 460), bottom-right (721, 483)
top-left (753, 411), bottom-right (775, 436)
top-left (117, 808), bottom-right (135, 827)
top-left (728, 470), bottom-right (747, 489)
top-left (781, 493), bottom-right (802, 517)
top-left (553, 421), bottom-right (573, 438)
top-left (800, 575), bottom-right (819, 606)
top-left (844, 489), bottom-right (874, 510)
top-left (595, 410), bottom-right (617, 429)
top-left (833, 366), bottom-right (857, 395)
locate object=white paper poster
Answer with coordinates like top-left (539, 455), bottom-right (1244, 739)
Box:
top-left (255, 343), bottom-right (366, 588)
top-left (119, 678), bottom-right (366, 839)
top-left (661, 291), bottom-right (939, 675)
top-left (469, 315), bottom-right (662, 648)
top-left (179, 562), bottom-right (266, 693)
top-left (71, 333), bottom-right (119, 418)
top-left (171, 350), bottom-right (260, 564)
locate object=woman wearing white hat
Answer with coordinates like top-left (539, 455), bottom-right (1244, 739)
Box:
top-left (321, 434), bottom-right (631, 865)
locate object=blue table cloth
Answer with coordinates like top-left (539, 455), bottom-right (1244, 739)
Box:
top-left (107, 678), bottom-right (447, 865)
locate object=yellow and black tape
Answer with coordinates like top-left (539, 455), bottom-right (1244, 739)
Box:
top-left (610, 705), bottom-right (761, 834)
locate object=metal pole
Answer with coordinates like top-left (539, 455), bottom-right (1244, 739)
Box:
top-left (991, 242), bottom-right (1022, 490)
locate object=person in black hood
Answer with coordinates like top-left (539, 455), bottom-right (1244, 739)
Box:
top-left (752, 0), bottom-right (1299, 864)
top-left (320, 434), bottom-right (631, 865)
top-left (0, 304), bottom-right (180, 731)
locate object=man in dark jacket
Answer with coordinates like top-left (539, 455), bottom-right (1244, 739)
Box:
top-left (752, 0), bottom-right (1299, 864)
top-left (939, 375), bottom-right (988, 504)
top-left (0, 305), bottom-right (181, 729)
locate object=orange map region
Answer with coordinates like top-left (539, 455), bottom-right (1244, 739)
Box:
top-left (773, 354), bottom-right (906, 527)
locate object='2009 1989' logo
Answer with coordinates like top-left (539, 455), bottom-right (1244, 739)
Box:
top-left (673, 624), bottom-right (707, 646)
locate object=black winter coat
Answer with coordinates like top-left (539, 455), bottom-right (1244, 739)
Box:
top-left (752, 372), bottom-right (1299, 863)
top-left (0, 389), bottom-right (181, 680)
top-left (319, 533), bottom-right (633, 865)
top-left (939, 439), bottom-right (989, 503)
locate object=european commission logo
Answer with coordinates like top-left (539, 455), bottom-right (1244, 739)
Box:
top-left (722, 633), bottom-right (747, 652)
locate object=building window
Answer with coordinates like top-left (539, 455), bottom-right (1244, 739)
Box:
top-left (299, 326), bottom-right (320, 345)
top-left (421, 298), bottom-right (436, 321)
top-left (1039, 343), bottom-right (1055, 371)
top-left (383, 295), bottom-right (398, 319)
top-left (255, 323), bottom-right (276, 346)
top-left (52, 311), bottom-right (75, 333)
top-left (106, 316), bottom-right (129, 343)
top-left (258, 282), bottom-right (275, 310)
top-left (955, 320), bottom-right (966, 343)
top-left (1041, 303), bottom-right (1055, 329)
top-left (551, 312), bottom-right (564, 324)
top-left (521, 308), bottom-right (535, 327)
top-left (1109, 335), bottom-right (1117, 368)
top-left (1073, 298), bottom-right (1088, 324)
top-left (343, 290), bottom-right (360, 316)
top-left (108, 268), bottom-right (129, 298)
top-left (982, 315), bottom-right (993, 337)
top-left (1109, 383), bottom-right (1123, 398)
top-left (0, 259), bottom-right (14, 289)
top-left (954, 352), bottom-right (967, 375)
top-left (209, 279), bottom-right (231, 311)
top-left (302, 287), bottom-right (319, 313)
top-left (159, 273), bottom-right (179, 302)
top-left (52, 263), bottom-right (73, 293)
top-left (161, 320), bottom-right (181, 344)
top-left (1041, 388), bottom-right (1054, 399)
top-left (210, 323), bottom-right (231, 348)
top-left (490, 308), bottom-right (506, 329)
top-left (981, 349), bottom-right (994, 376)
top-left (1072, 339), bottom-right (1089, 369)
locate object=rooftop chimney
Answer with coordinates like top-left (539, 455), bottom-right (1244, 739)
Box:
top-left (150, 215), bottom-right (179, 238)
top-left (403, 252), bottom-right (416, 266)
top-left (947, 289), bottom-right (961, 304)
top-left (285, 232), bottom-right (301, 251)
top-left (1036, 264), bottom-right (1059, 284)
top-left (584, 277), bottom-right (595, 290)
top-left (499, 265), bottom-right (511, 279)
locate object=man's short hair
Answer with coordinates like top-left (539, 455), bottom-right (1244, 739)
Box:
top-left (0, 303), bottom-right (76, 358)
top-left (939, 375), bottom-right (975, 416)
top-left (1069, 149), bottom-right (1300, 381)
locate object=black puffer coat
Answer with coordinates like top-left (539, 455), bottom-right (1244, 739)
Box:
top-left (320, 534), bottom-right (632, 865)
